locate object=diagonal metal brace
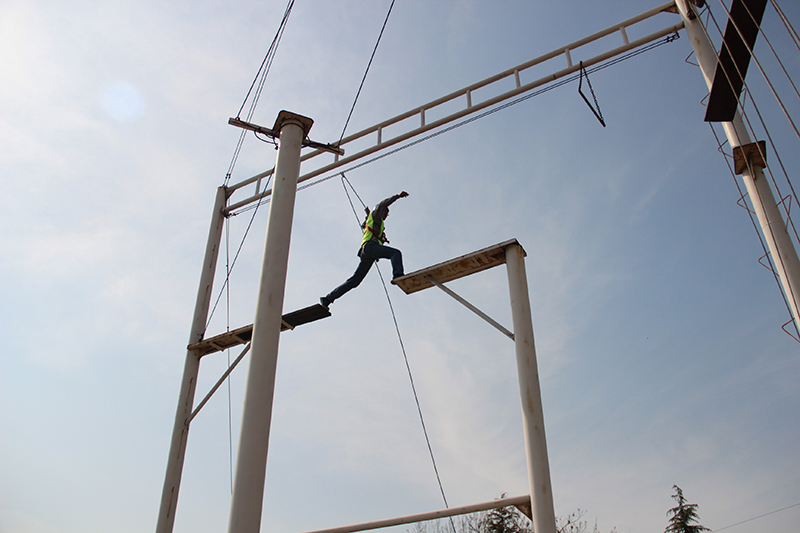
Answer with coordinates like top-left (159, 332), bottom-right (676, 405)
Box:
top-left (186, 343), bottom-right (251, 426)
top-left (427, 276), bottom-right (514, 341)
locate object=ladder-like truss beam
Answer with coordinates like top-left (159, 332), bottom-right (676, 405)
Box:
top-left (224, 2), bottom-right (683, 214)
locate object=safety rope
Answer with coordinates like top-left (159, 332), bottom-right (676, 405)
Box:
top-left (340, 176), bottom-right (455, 523)
top-left (338, 0), bottom-right (396, 146)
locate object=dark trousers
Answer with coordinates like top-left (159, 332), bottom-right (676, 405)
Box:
top-left (325, 241), bottom-right (403, 303)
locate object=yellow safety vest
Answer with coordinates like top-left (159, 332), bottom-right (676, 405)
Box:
top-left (360, 211), bottom-right (385, 247)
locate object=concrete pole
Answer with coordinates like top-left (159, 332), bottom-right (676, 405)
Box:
top-left (156, 186), bottom-right (227, 533)
top-left (504, 243), bottom-right (556, 533)
top-left (677, 0), bottom-right (800, 331)
top-left (227, 112), bottom-right (311, 533)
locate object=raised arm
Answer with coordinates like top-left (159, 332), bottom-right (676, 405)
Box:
top-left (373, 191), bottom-right (409, 220)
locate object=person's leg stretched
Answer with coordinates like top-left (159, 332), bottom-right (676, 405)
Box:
top-left (323, 257), bottom-right (374, 306)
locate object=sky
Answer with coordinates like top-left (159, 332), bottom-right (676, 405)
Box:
top-left (2, 1), bottom-right (800, 533)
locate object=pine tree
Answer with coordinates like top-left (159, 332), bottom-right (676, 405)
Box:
top-left (484, 505), bottom-right (529, 533)
top-left (665, 485), bottom-right (709, 533)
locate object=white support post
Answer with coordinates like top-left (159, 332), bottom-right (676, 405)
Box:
top-left (227, 112), bottom-right (311, 533)
top-left (156, 186), bottom-right (227, 533)
top-left (677, 0), bottom-right (800, 332)
top-left (504, 243), bottom-right (556, 533)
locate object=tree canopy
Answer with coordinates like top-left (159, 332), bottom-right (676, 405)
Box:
top-left (665, 485), bottom-right (709, 533)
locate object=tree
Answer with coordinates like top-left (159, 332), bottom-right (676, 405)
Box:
top-left (484, 504), bottom-right (530, 533)
top-left (557, 509), bottom-right (617, 533)
top-left (409, 500), bottom-right (615, 533)
top-left (665, 485), bottom-right (709, 533)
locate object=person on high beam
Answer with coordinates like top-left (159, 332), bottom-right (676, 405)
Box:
top-left (321, 190), bottom-right (409, 308)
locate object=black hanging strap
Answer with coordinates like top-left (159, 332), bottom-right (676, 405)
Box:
top-left (578, 61), bottom-right (606, 127)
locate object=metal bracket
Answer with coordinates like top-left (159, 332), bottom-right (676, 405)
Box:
top-left (733, 140), bottom-right (767, 174)
top-left (229, 115), bottom-right (345, 156)
top-left (186, 343), bottom-right (252, 426)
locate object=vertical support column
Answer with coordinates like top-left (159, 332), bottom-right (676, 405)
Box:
top-left (505, 243), bottom-right (556, 533)
top-left (677, 0), bottom-right (800, 332)
top-left (156, 186), bottom-right (227, 533)
top-left (228, 112), bottom-right (312, 533)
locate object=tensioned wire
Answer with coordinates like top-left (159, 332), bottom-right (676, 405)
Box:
top-left (223, 0), bottom-right (294, 187)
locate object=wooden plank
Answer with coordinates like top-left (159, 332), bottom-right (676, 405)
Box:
top-left (188, 304), bottom-right (331, 357)
top-left (704, 0), bottom-right (767, 122)
top-left (282, 303), bottom-right (331, 328)
top-left (391, 239), bottom-right (524, 294)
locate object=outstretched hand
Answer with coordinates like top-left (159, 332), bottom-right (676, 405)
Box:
top-left (399, 191), bottom-right (409, 198)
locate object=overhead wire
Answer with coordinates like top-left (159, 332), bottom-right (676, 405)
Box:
top-left (338, 0), bottom-right (396, 147)
top-left (759, 3), bottom-right (800, 102)
top-left (713, 500), bottom-right (800, 531)
top-left (770, 0), bottom-right (800, 52)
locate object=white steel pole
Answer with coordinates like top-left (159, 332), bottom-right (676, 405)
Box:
top-left (677, 0), bottom-right (800, 333)
top-left (156, 186), bottom-right (227, 533)
top-left (228, 112), bottom-right (310, 533)
top-left (504, 243), bottom-right (557, 533)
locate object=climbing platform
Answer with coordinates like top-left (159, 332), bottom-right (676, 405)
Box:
top-left (392, 238), bottom-right (525, 294)
top-left (187, 303), bottom-right (331, 357)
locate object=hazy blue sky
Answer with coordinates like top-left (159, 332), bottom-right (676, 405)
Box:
top-left (2, 1), bottom-right (799, 533)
